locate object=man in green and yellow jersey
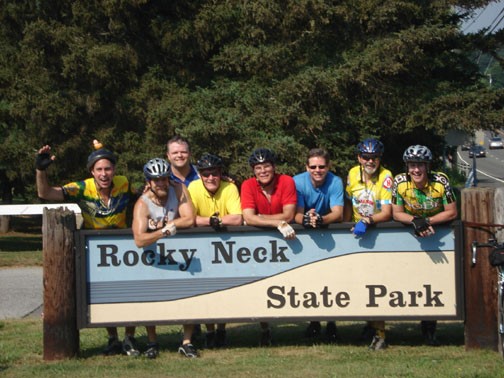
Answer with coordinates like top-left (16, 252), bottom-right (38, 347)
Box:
top-left (392, 144), bottom-right (458, 346)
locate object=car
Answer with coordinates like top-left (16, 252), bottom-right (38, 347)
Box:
top-left (461, 141), bottom-right (472, 151)
top-left (489, 137), bottom-right (503, 149)
top-left (468, 145), bottom-right (486, 158)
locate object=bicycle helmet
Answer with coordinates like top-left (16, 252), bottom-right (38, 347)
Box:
top-left (143, 158), bottom-right (170, 180)
top-left (87, 148), bottom-right (117, 171)
top-left (197, 153), bottom-right (223, 170)
top-left (403, 145), bottom-right (432, 163)
top-left (357, 138), bottom-right (384, 156)
top-left (248, 148), bottom-right (276, 167)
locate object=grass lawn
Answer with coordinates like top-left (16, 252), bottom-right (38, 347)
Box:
top-left (1, 319), bottom-right (503, 377)
top-left (0, 216), bottom-right (43, 267)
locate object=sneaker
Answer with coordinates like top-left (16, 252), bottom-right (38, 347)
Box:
top-left (369, 336), bottom-right (387, 350)
top-left (325, 321), bottom-right (338, 343)
top-left (178, 343), bottom-right (199, 358)
top-left (144, 342), bottom-right (159, 359)
top-left (260, 328), bottom-right (272, 347)
top-left (215, 329), bottom-right (227, 348)
top-left (205, 331), bottom-right (216, 349)
top-left (305, 321), bottom-right (321, 337)
top-left (122, 336), bottom-right (140, 356)
top-left (102, 337), bottom-right (122, 356)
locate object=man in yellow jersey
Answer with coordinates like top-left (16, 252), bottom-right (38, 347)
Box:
top-left (188, 153), bottom-right (243, 348)
top-left (392, 145), bottom-right (457, 346)
top-left (344, 138), bottom-right (393, 350)
top-left (35, 141), bottom-right (141, 356)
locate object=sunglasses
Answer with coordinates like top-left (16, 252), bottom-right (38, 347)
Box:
top-left (360, 154), bottom-right (380, 161)
top-left (200, 170), bottom-right (220, 178)
top-left (308, 165), bottom-right (326, 170)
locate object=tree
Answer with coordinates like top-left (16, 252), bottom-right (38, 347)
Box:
top-left (0, 0), bottom-right (503, 203)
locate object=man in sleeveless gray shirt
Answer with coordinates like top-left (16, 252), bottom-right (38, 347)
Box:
top-left (132, 158), bottom-right (197, 358)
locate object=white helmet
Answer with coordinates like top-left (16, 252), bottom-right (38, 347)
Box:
top-left (143, 158), bottom-right (170, 179)
top-left (403, 145), bottom-right (432, 163)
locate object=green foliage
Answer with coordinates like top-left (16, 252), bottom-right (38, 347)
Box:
top-left (0, 0), bottom-right (503, 201)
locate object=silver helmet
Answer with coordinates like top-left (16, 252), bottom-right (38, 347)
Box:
top-left (143, 158), bottom-right (170, 179)
top-left (403, 145), bottom-right (432, 163)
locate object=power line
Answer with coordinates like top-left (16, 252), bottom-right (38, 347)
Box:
top-left (462, 2), bottom-right (504, 34)
top-left (462, 7), bottom-right (486, 33)
top-left (487, 7), bottom-right (504, 34)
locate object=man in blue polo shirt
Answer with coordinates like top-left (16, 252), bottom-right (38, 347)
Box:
top-left (166, 135), bottom-right (199, 186)
top-left (293, 147), bottom-right (344, 342)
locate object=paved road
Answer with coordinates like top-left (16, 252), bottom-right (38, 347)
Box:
top-left (0, 267), bottom-right (42, 320)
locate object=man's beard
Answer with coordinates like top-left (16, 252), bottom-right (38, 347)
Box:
top-left (363, 164), bottom-right (378, 176)
top-left (151, 187), bottom-right (168, 199)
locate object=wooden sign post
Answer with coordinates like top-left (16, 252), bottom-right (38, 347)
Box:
top-left (42, 207), bottom-right (79, 360)
top-left (462, 187), bottom-right (498, 351)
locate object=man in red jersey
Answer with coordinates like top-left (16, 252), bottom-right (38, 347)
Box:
top-left (240, 148), bottom-right (297, 346)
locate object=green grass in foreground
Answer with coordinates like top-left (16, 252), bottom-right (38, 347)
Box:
top-left (1, 319), bottom-right (503, 378)
top-left (1, 216), bottom-right (502, 376)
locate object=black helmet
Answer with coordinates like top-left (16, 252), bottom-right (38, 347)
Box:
top-left (87, 148), bottom-right (117, 171)
top-left (403, 145), bottom-right (433, 163)
top-left (248, 148), bottom-right (276, 167)
top-left (143, 158), bottom-right (170, 180)
top-left (197, 153), bottom-right (223, 170)
top-left (357, 138), bottom-right (384, 156)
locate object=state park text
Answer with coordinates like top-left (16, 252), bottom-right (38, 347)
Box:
top-left (76, 223), bottom-right (463, 327)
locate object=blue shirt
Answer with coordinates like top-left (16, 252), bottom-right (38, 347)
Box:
top-left (169, 164), bottom-right (199, 187)
top-left (293, 171), bottom-right (344, 215)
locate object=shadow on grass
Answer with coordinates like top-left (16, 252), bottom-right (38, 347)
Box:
top-left (77, 321), bottom-right (465, 358)
top-left (0, 236), bottom-right (42, 252)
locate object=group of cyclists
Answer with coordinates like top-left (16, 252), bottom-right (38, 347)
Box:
top-left (35, 135), bottom-right (458, 358)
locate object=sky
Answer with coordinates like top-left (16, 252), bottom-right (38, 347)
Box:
top-left (461, 1), bottom-right (504, 33)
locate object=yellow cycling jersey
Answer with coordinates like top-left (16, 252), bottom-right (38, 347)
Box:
top-left (345, 165), bottom-right (393, 221)
top-left (391, 171), bottom-right (456, 218)
top-left (62, 175), bottom-right (134, 229)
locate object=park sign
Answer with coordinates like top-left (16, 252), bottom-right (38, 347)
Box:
top-left (75, 222), bottom-right (463, 328)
